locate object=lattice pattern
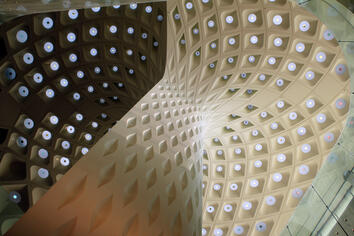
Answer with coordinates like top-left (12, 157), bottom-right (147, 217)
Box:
top-left (3, 0), bottom-right (351, 236)
top-left (0, 3), bottom-right (166, 212)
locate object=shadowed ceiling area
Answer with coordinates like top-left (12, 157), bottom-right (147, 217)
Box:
top-left (0, 3), bottom-right (166, 212)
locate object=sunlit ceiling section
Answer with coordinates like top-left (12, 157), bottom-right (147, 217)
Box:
top-left (192, 0), bottom-right (350, 235)
top-left (0, 3), bottom-right (166, 212)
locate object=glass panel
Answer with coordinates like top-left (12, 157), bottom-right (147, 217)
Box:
top-left (281, 0), bottom-right (354, 235)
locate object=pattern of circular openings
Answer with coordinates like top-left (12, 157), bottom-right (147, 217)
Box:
top-left (2, 0), bottom-right (351, 236)
top-left (179, 0), bottom-right (350, 235)
top-left (0, 2), bottom-right (166, 211)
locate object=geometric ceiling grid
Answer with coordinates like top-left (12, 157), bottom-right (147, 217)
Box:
top-left (0, 0), bottom-right (352, 236)
top-left (0, 2), bottom-right (166, 212)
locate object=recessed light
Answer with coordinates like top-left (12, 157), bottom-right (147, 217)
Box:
top-left (38, 148), bottom-right (48, 159)
top-left (216, 165), bottom-right (223, 172)
top-left (256, 222), bottom-right (267, 232)
top-left (23, 52), bottom-right (34, 64)
top-left (38, 168), bottom-right (49, 178)
top-left (273, 37), bottom-right (283, 47)
top-left (277, 100), bottom-right (285, 109)
top-left (228, 37), bottom-right (236, 45)
top-left (289, 112), bottom-right (298, 120)
top-left (145, 6), bottom-right (152, 13)
top-left (250, 179), bottom-right (259, 188)
top-left (69, 53), bottom-right (77, 62)
top-left (129, 3), bottom-right (137, 10)
top-left (45, 88), bottom-right (55, 98)
top-left (266, 196), bottom-right (276, 206)
top-left (230, 183), bottom-right (238, 191)
top-left (224, 204), bottom-right (233, 212)
top-left (213, 228), bottom-right (223, 236)
top-left (234, 226), bottom-right (244, 235)
top-left (16, 136), bottom-right (27, 148)
top-left (297, 127), bottom-right (306, 136)
top-left (109, 25), bottom-right (117, 33)
top-left (91, 7), bottom-right (101, 13)
top-left (324, 29), bottom-right (334, 40)
top-left (248, 13), bottom-right (257, 23)
top-left (301, 143), bottom-right (311, 153)
top-left (250, 35), bottom-right (258, 44)
top-left (23, 118), bottom-right (34, 129)
top-left (16, 30), bottom-right (28, 43)
top-left (273, 15), bottom-right (282, 25)
top-left (242, 201), bottom-right (252, 210)
top-left (234, 164), bottom-right (242, 171)
top-left (276, 79), bottom-right (285, 88)
top-left (42, 17), bottom-right (53, 29)
top-left (68, 9), bottom-right (78, 19)
top-left (335, 98), bottom-right (346, 109)
top-left (213, 184), bottom-right (221, 191)
top-left (207, 20), bottom-right (215, 28)
top-left (185, 2), bottom-right (193, 10)
top-left (33, 73), bottom-right (43, 83)
top-left (277, 136), bottom-right (286, 145)
top-left (306, 99), bottom-right (315, 108)
top-left (90, 48), bottom-right (98, 56)
top-left (50, 61), bottom-right (59, 71)
top-left (255, 143), bottom-right (263, 151)
top-left (316, 52), bottom-right (326, 63)
top-left (67, 32), bottom-right (76, 42)
top-left (60, 157), bottom-right (70, 166)
top-left (41, 130), bottom-right (52, 140)
top-left (77, 70), bottom-right (84, 79)
top-left (299, 20), bottom-right (310, 32)
top-left (277, 153), bottom-right (286, 163)
top-left (270, 122), bottom-right (279, 130)
top-left (206, 206), bottom-right (214, 213)
top-left (49, 115), bottom-right (59, 125)
top-left (268, 57), bottom-right (276, 65)
top-left (272, 173), bottom-right (282, 182)
top-left (288, 62), bottom-right (296, 71)
top-left (226, 15), bottom-right (234, 24)
top-left (248, 55), bottom-right (256, 63)
top-left (296, 42), bottom-right (305, 52)
top-left (335, 64), bottom-right (346, 75)
top-left (292, 188), bottom-right (303, 198)
top-left (299, 164), bottom-right (309, 175)
top-left (316, 113), bottom-right (326, 123)
top-left (89, 27), bottom-right (98, 36)
top-left (234, 148), bottom-right (242, 155)
top-left (305, 71), bottom-right (315, 80)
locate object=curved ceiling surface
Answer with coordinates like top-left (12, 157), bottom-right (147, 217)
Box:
top-left (0, 3), bottom-right (166, 212)
top-left (0, 0), bottom-right (352, 236)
